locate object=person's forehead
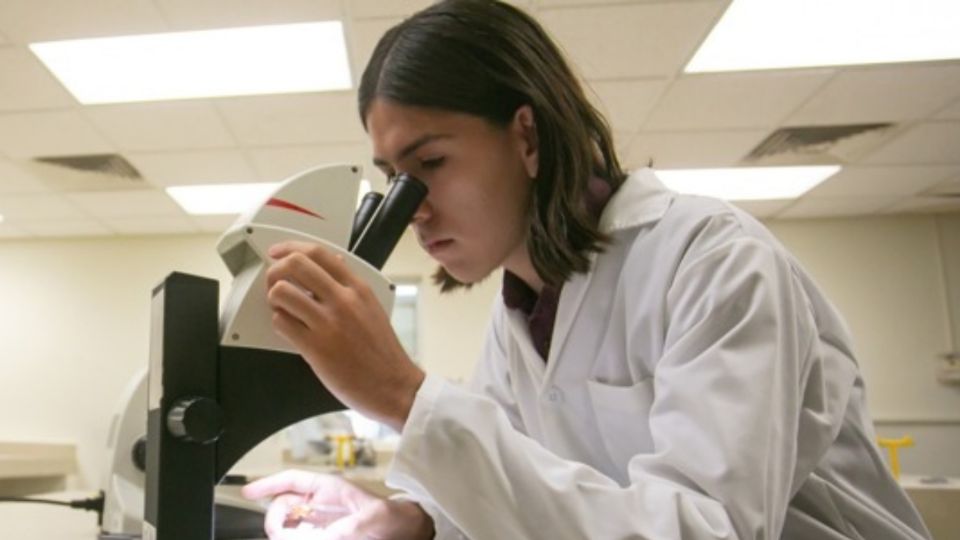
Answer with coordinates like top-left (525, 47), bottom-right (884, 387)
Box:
top-left (367, 101), bottom-right (476, 162)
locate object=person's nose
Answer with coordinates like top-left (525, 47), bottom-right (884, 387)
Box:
top-left (411, 197), bottom-right (432, 225)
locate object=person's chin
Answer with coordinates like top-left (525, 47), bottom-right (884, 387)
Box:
top-left (446, 264), bottom-right (494, 286)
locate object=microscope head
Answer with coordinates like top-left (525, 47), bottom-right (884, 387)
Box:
top-left (216, 164), bottom-right (381, 354)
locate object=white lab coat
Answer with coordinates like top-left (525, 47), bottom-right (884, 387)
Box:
top-left (386, 169), bottom-right (931, 539)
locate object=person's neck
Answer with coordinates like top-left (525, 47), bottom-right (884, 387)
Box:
top-left (504, 255), bottom-right (544, 294)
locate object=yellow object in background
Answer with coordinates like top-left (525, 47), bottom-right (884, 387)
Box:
top-left (332, 434), bottom-right (356, 470)
top-left (878, 436), bottom-right (914, 480)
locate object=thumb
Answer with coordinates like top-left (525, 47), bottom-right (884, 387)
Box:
top-left (314, 513), bottom-right (362, 540)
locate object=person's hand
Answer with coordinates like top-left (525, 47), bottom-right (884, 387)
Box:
top-left (265, 241), bottom-right (425, 431)
top-left (242, 470), bottom-right (434, 540)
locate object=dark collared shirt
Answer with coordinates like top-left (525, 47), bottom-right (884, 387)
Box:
top-left (501, 177), bottom-right (613, 361)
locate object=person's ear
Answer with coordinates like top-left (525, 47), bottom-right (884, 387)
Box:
top-left (512, 104), bottom-right (539, 179)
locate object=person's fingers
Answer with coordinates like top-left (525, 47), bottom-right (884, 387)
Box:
top-left (267, 241), bottom-right (311, 260)
top-left (312, 512), bottom-right (361, 540)
top-left (262, 493), bottom-right (306, 537)
top-left (303, 244), bottom-right (356, 288)
top-left (269, 242), bottom-right (357, 288)
top-left (267, 281), bottom-right (324, 330)
top-left (266, 251), bottom-right (341, 303)
top-left (271, 308), bottom-right (313, 349)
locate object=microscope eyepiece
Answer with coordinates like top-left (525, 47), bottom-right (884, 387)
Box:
top-left (350, 173), bottom-right (428, 269)
top-left (349, 191), bottom-right (385, 251)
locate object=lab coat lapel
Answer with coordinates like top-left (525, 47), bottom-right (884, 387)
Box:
top-left (543, 256), bottom-right (596, 381)
top-left (505, 307), bottom-right (548, 381)
top-left (545, 169), bottom-right (674, 382)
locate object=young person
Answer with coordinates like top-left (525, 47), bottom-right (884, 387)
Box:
top-left (243, 1), bottom-right (931, 538)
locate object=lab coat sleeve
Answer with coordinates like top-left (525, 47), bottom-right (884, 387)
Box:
top-left (386, 215), bottom-right (840, 539)
top-left (388, 303), bottom-right (522, 539)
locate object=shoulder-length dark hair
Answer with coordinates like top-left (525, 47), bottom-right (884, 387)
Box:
top-left (358, 0), bottom-right (625, 292)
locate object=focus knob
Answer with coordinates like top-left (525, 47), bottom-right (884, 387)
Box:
top-left (166, 397), bottom-right (223, 444)
top-left (131, 436), bottom-right (147, 472)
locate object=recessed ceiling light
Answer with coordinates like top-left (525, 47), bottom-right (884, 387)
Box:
top-left (30, 22), bottom-right (352, 104)
top-left (395, 284), bottom-right (419, 298)
top-left (656, 166), bottom-right (841, 201)
top-left (167, 183), bottom-right (279, 215)
top-left (687, 0), bottom-right (960, 72)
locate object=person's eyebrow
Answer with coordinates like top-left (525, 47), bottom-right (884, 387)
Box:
top-left (372, 133), bottom-right (452, 169)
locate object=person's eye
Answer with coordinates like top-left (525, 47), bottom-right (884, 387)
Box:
top-left (420, 157), bottom-right (446, 170)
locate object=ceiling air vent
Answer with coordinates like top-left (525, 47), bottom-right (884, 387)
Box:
top-left (29, 153), bottom-right (147, 192)
top-left (743, 123), bottom-right (896, 166)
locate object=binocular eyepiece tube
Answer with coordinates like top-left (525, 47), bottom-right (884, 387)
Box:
top-left (349, 173), bottom-right (428, 270)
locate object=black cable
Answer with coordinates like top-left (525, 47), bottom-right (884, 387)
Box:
top-left (0, 491), bottom-right (105, 525)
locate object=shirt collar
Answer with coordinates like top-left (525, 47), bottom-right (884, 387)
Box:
top-left (598, 168), bottom-right (675, 233)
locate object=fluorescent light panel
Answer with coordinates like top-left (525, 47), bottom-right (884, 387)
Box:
top-left (687, 0), bottom-right (960, 72)
top-left (30, 22), bottom-right (352, 104)
top-left (657, 166), bottom-right (840, 201)
top-left (167, 183), bottom-right (279, 215)
top-left (395, 285), bottom-right (419, 298)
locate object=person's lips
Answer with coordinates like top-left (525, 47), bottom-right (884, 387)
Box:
top-left (424, 238), bottom-right (454, 255)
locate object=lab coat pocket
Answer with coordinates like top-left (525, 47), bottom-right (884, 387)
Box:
top-left (586, 378), bottom-right (656, 470)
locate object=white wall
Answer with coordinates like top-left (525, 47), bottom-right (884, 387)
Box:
top-left (1, 213), bottom-right (957, 488)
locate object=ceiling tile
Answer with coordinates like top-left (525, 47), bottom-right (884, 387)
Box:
top-left (935, 98), bottom-right (960, 120)
top-left (346, 18), bottom-right (398, 88)
top-left (805, 165), bottom-right (960, 198)
top-left (0, 0), bottom-right (167, 42)
top-left (349, 0), bottom-right (433, 19)
top-left (0, 47), bottom-right (76, 111)
top-left (862, 122), bottom-right (960, 165)
top-left (192, 214), bottom-right (241, 234)
top-left (85, 101), bottom-right (236, 152)
top-left (155, 0), bottom-right (341, 30)
top-left (216, 92), bottom-right (366, 146)
top-left (0, 111), bottom-right (114, 158)
top-left (248, 143), bottom-right (376, 182)
top-left (729, 199), bottom-right (793, 220)
top-left (126, 149), bottom-right (258, 186)
top-left (882, 196), bottom-right (960, 215)
top-left (587, 79), bottom-right (668, 134)
top-left (787, 64), bottom-right (960, 126)
top-left (538, 2), bottom-right (724, 79)
top-left (624, 130), bottom-right (768, 169)
top-left (0, 193), bottom-right (87, 220)
top-left (103, 215), bottom-right (200, 235)
top-left (645, 70), bottom-right (833, 130)
top-left (65, 190), bottom-right (184, 218)
top-left (0, 159), bottom-right (51, 194)
top-left (778, 195), bottom-right (901, 219)
top-left (18, 218), bottom-right (111, 237)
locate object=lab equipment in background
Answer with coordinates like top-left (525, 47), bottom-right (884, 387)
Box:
top-left (142, 164), bottom-right (426, 540)
top-left (285, 409), bottom-right (391, 470)
top-left (878, 436), bottom-right (915, 481)
top-left (936, 351), bottom-right (960, 384)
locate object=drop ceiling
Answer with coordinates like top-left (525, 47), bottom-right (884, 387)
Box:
top-left (0, 0), bottom-right (958, 239)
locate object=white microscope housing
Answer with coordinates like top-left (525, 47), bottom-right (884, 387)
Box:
top-left (216, 163), bottom-right (395, 354)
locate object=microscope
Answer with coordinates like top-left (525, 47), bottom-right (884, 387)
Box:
top-left (100, 164), bottom-right (426, 540)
